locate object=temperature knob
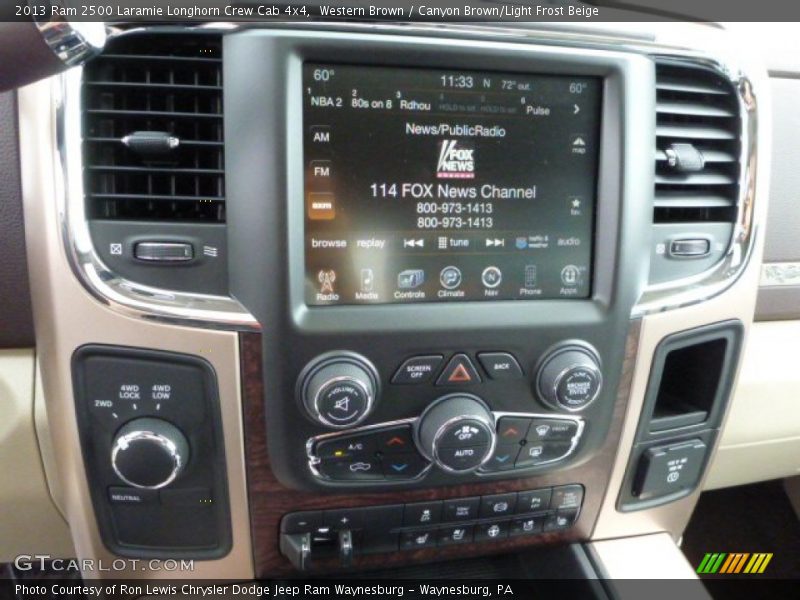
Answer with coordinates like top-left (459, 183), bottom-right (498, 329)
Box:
top-left (299, 352), bottom-right (379, 429)
top-left (536, 343), bottom-right (603, 411)
top-left (415, 394), bottom-right (496, 474)
top-left (111, 418), bottom-right (189, 489)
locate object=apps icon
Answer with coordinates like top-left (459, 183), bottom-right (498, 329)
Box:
top-left (561, 265), bottom-right (583, 287)
top-left (398, 269), bottom-right (425, 289)
top-left (439, 266), bottom-right (462, 290)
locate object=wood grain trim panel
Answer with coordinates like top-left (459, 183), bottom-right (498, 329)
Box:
top-left (241, 320), bottom-right (640, 576)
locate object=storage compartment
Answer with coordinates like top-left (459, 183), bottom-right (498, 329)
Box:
top-left (650, 337), bottom-right (728, 432)
top-left (644, 322), bottom-right (743, 434)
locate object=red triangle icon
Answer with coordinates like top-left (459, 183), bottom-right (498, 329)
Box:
top-left (448, 363), bottom-right (473, 383)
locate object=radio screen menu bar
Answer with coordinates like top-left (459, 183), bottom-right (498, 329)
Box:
top-left (302, 63), bottom-right (602, 305)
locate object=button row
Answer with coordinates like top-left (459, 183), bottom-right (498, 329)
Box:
top-left (392, 352), bottom-right (523, 385)
top-left (401, 509), bottom-right (579, 550)
top-left (280, 485), bottom-right (583, 557)
top-left (312, 424), bottom-right (431, 482)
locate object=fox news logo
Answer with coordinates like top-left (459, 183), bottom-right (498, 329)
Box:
top-left (437, 140), bottom-right (475, 179)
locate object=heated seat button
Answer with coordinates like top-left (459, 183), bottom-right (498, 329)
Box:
top-left (436, 354), bottom-right (482, 385)
top-left (480, 493), bottom-right (517, 518)
top-left (392, 356), bottom-right (444, 384)
top-left (496, 417), bottom-right (530, 445)
top-left (477, 352), bottom-right (523, 380)
top-left (515, 441), bottom-right (572, 468)
top-left (400, 529), bottom-right (437, 550)
top-left (544, 509), bottom-right (579, 532)
top-left (443, 497), bottom-right (480, 521)
top-left (510, 515), bottom-right (547, 537)
top-left (382, 452), bottom-right (429, 479)
top-left (438, 525), bottom-right (474, 546)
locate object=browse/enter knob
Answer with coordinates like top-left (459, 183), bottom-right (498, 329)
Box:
top-left (415, 394), bottom-right (496, 474)
top-left (299, 352), bottom-right (380, 429)
top-left (536, 343), bottom-right (603, 412)
top-left (111, 418), bottom-right (189, 489)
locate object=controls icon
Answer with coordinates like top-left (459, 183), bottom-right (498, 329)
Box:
top-left (318, 269), bottom-right (336, 293)
top-left (481, 266), bottom-right (502, 289)
top-left (398, 269), bottom-right (425, 289)
top-left (439, 266), bottom-right (462, 290)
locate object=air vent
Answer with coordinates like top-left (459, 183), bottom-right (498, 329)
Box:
top-left (82, 34), bottom-right (224, 222)
top-left (654, 62), bottom-right (741, 224)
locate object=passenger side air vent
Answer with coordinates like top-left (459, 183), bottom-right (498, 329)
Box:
top-left (654, 62), bottom-right (740, 224)
top-left (82, 34), bottom-right (224, 222)
top-left (78, 32), bottom-right (229, 297)
top-left (649, 61), bottom-right (743, 286)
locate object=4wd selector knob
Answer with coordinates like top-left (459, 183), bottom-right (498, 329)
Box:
top-left (536, 343), bottom-right (603, 411)
top-left (299, 352), bottom-right (379, 429)
top-left (111, 418), bottom-right (189, 489)
top-left (415, 394), bottom-right (496, 474)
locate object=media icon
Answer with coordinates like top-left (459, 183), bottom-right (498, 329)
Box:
top-left (439, 266), bottom-right (462, 290)
top-left (398, 269), bottom-right (425, 289)
top-left (481, 266), bottom-right (502, 289)
top-left (360, 268), bottom-right (375, 292)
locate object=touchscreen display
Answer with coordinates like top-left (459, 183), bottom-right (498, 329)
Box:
top-left (303, 63), bottom-right (601, 306)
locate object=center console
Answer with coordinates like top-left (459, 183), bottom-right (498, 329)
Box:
top-left (223, 30), bottom-right (651, 572)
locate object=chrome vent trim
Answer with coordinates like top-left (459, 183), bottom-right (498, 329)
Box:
top-left (634, 55), bottom-right (758, 316)
top-left (57, 30), bottom-right (259, 331)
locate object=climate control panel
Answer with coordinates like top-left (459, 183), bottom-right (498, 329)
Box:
top-left (72, 345), bottom-right (231, 558)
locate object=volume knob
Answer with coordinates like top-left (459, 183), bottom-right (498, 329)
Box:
top-left (299, 352), bottom-right (379, 429)
top-left (111, 418), bottom-right (189, 489)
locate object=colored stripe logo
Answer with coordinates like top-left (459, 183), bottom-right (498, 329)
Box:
top-left (697, 552), bottom-right (773, 574)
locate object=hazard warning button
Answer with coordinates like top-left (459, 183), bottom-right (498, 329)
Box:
top-left (436, 354), bottom-right (482, 386)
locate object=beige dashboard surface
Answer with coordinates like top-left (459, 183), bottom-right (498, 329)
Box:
top-left (0, 349), bottom-right (74, 561)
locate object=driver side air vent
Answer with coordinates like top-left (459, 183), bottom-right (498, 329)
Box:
top-left (82, 34), bottom-right (225, 222)
top-left (78, 32), bottom-right (229, 297)
top-left (648, 61), bottom-right (743, 286)
top-left (654, 62), bottom-right (741, 224)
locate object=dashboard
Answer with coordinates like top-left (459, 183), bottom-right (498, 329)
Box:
top-left (0, 18), bottom-right (781, 583)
